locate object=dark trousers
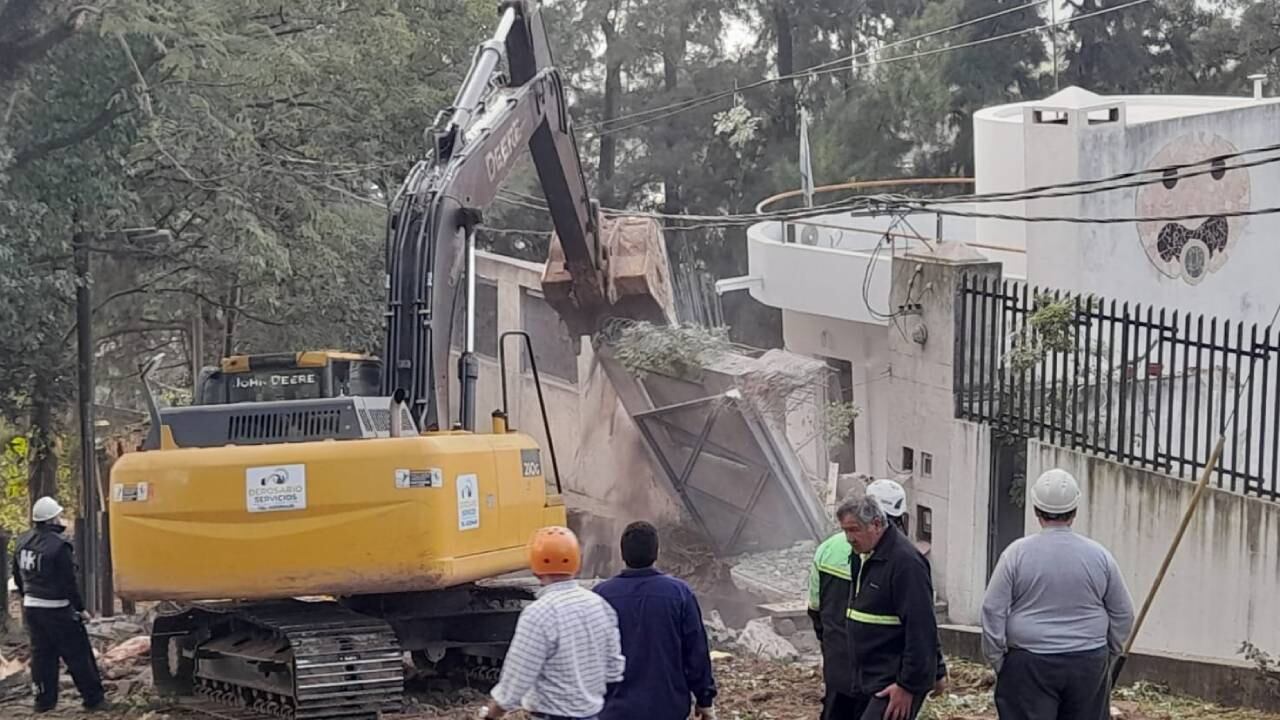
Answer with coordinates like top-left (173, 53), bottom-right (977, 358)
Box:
top-left (995, 647), bottom-right (1110, 720)
top-left (824, 688), bottom-right (926, 720)
top-left (25, 607), bottom-right (105, 711)
top-left (821, 689), bottom-right (861, 720)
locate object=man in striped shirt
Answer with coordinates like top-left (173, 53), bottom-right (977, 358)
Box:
top-left (482, 526), bottom-right (626, 720)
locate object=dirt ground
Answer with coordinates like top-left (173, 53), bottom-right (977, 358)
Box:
top-left (2, 650), bottom-right (1278, 720)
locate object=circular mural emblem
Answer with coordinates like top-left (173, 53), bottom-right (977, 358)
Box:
top-left (1180, 239), bottom-right (1208, 285)
top-left (1134, 132), bottom-right (1251, 284)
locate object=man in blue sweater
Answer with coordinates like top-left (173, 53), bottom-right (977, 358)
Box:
top-left (595, 521), bottom-right (718, 720)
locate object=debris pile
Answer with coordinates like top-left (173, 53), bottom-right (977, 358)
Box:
top-left (728, 540), bottom-right (817, 602)
top-left (737, 618), bottom-right (800, 661)
top-left (0, 610), bottom-right (157, 716)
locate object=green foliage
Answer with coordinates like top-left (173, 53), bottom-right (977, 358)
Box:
top-left (1239, 641), bottom-right (1279, 690)
top-left (823, 400), bottom-right (860, 447)
top-left (610, 322), bottom-right (730, 379)
top-left (0, 429), bottom-right (78, 545)
top-left (1009, 295), bottom-right (1078, 375)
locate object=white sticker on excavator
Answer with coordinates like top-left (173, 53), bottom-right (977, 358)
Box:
top-left (395, 468), bottom-right (441, 489)
top-left (246, 464), bottom-right (307, 513)
top-left (457, 473), bottom-right (479, 531)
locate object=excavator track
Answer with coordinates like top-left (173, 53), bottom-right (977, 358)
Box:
top-left (181, 600), bottom-right (403, 720)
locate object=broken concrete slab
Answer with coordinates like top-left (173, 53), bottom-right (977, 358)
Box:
top-left (756, 600), bottom-right (810, 621)
top-left (728, 540), bottom-right (817, 603)
top-left (737, 618), bottom-right (799, 661)
top-left (704, 610), bottom-right (738, 648)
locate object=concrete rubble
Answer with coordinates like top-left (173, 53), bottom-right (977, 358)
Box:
top-left (703, 610), bottom-right (738, 649)
top-left (737, 618), bottom-right (800, 661)
top-left (728, 540), bottom-right (817, 602)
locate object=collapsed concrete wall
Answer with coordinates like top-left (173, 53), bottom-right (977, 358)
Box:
top-left (452, 252), bottom-right (681, 575)
top-left (468, 251), bottom-right (837, 585)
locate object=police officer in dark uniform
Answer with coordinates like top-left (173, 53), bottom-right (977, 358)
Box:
top-left (11, 496), bottom-right (108, 713)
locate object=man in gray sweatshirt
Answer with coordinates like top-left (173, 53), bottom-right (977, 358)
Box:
top-left (980, 469), bottom-right (1134, 720)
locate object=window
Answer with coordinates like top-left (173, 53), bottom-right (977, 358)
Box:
top-left (917, 505), bottom-right (933, 544)
top-left (1086, 107), bottom-right (1119, 125)
top-left (1032, 109), bottom-right (1069, 125)
top-left (901, 446), bottom-right (915, 473)
top-left (450, 280), bottom-right (499, 358)
top-left (519, 288), bottom-right (578, 383)
top-left (825, 358), bottom-right (856, 472)
top-left (921, 451), bottom-right (933, 478)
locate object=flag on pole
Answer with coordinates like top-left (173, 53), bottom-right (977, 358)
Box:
top-left (799, 106), bottom-right (814, 208)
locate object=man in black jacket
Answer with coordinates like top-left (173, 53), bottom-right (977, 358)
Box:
top-left (840, 494), bottom-right (938, 720)
top-left (807, 530), bottom-right (856, 719)
top-left (11, 496), bottom-right (107, 713)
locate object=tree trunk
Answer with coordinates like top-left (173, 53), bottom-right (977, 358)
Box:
top-left (599, 18), bottom-right (622, 207)
top-left (772, 0), bottom-right (797, 136)
top-left (27, 374), bottom-right (59, 504)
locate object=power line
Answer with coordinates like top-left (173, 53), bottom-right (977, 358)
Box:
top-left (875, 200), bottom-right (1280, 224)
top-left (497, 148), bottom-right (1280, 230)
top-left (586, 0), bottom-right (1052, 133)
top-left (881, 143), bottom-right (1280, 206)
top-left (586, 0), bottom-right (1153, 138)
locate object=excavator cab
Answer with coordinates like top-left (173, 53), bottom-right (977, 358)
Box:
top-left (194, 351), bottom-right (382, 405)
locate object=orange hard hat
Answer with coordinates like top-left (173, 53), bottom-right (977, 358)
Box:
top-left (528, 526), bottom-right (581, 577)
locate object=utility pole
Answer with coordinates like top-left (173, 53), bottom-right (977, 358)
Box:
top-left (191, 296), bottom-right (204, 397)
top-left (73, 230), bottom-right (99, 615)
top-left (1050, 0), bottom-right (1060, 90)
top-left (73, 226), bottom-right (174, 616)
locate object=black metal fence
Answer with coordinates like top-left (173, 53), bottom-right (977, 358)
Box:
top-left (955, 275), bottom-right (1280, 501)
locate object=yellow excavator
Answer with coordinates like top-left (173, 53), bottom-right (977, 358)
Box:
top-left (108, 2), bottom-right (673, 717)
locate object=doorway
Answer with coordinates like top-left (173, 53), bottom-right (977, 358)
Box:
top-left (987, 432), bottom-right (1027, 579)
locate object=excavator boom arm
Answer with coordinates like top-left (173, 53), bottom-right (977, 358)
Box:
top-left (383, 1), bottom-right (603, 430)
top-left (383, 0), bottom-right (672, 431)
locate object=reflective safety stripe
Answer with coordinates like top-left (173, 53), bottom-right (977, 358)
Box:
top-left (817, 562), bottom-right (851, 580)
top-left (846, 608), bottom-right (902, 626)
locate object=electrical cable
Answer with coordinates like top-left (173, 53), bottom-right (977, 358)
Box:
top-left (871, 200), bottom-right (1280, 224)
top-left (871, 144), bottom-right (1280, 206)
top-left (494, 138), bottom-right (1280, 231)
top-left (586, 0), bottom-right (1052, 132)
top-left (495, 129), bottom-right (1280, 232)
top-left (586, 0), bottom-right (1152, 138)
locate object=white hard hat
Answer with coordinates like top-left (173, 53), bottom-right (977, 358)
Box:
top-left (1030, 469), bottom-right (1081, 514)
top-left (866, 479), bottom-right (907, 518)
top-left (32, 496), bottom-right (64, 523)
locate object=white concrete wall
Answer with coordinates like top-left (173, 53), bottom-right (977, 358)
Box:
top-left (973, 103), bottom-right (1029, 262)
top-left (783, 309), bottom-right (891, 477)
top-left (741, 217), bottom-right (1022, 328)
top-left (979, 90), bottom-right (1280, 326)
top-left (944, 420), bottom-right (993, 624)
top-left (1026, 440), bottom-right (1280, 662)
top-left (885, 253), bottom-right (1003, 619)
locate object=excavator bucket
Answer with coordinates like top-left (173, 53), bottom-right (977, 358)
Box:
top-left (542, 215), bottom-right (676, 338)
